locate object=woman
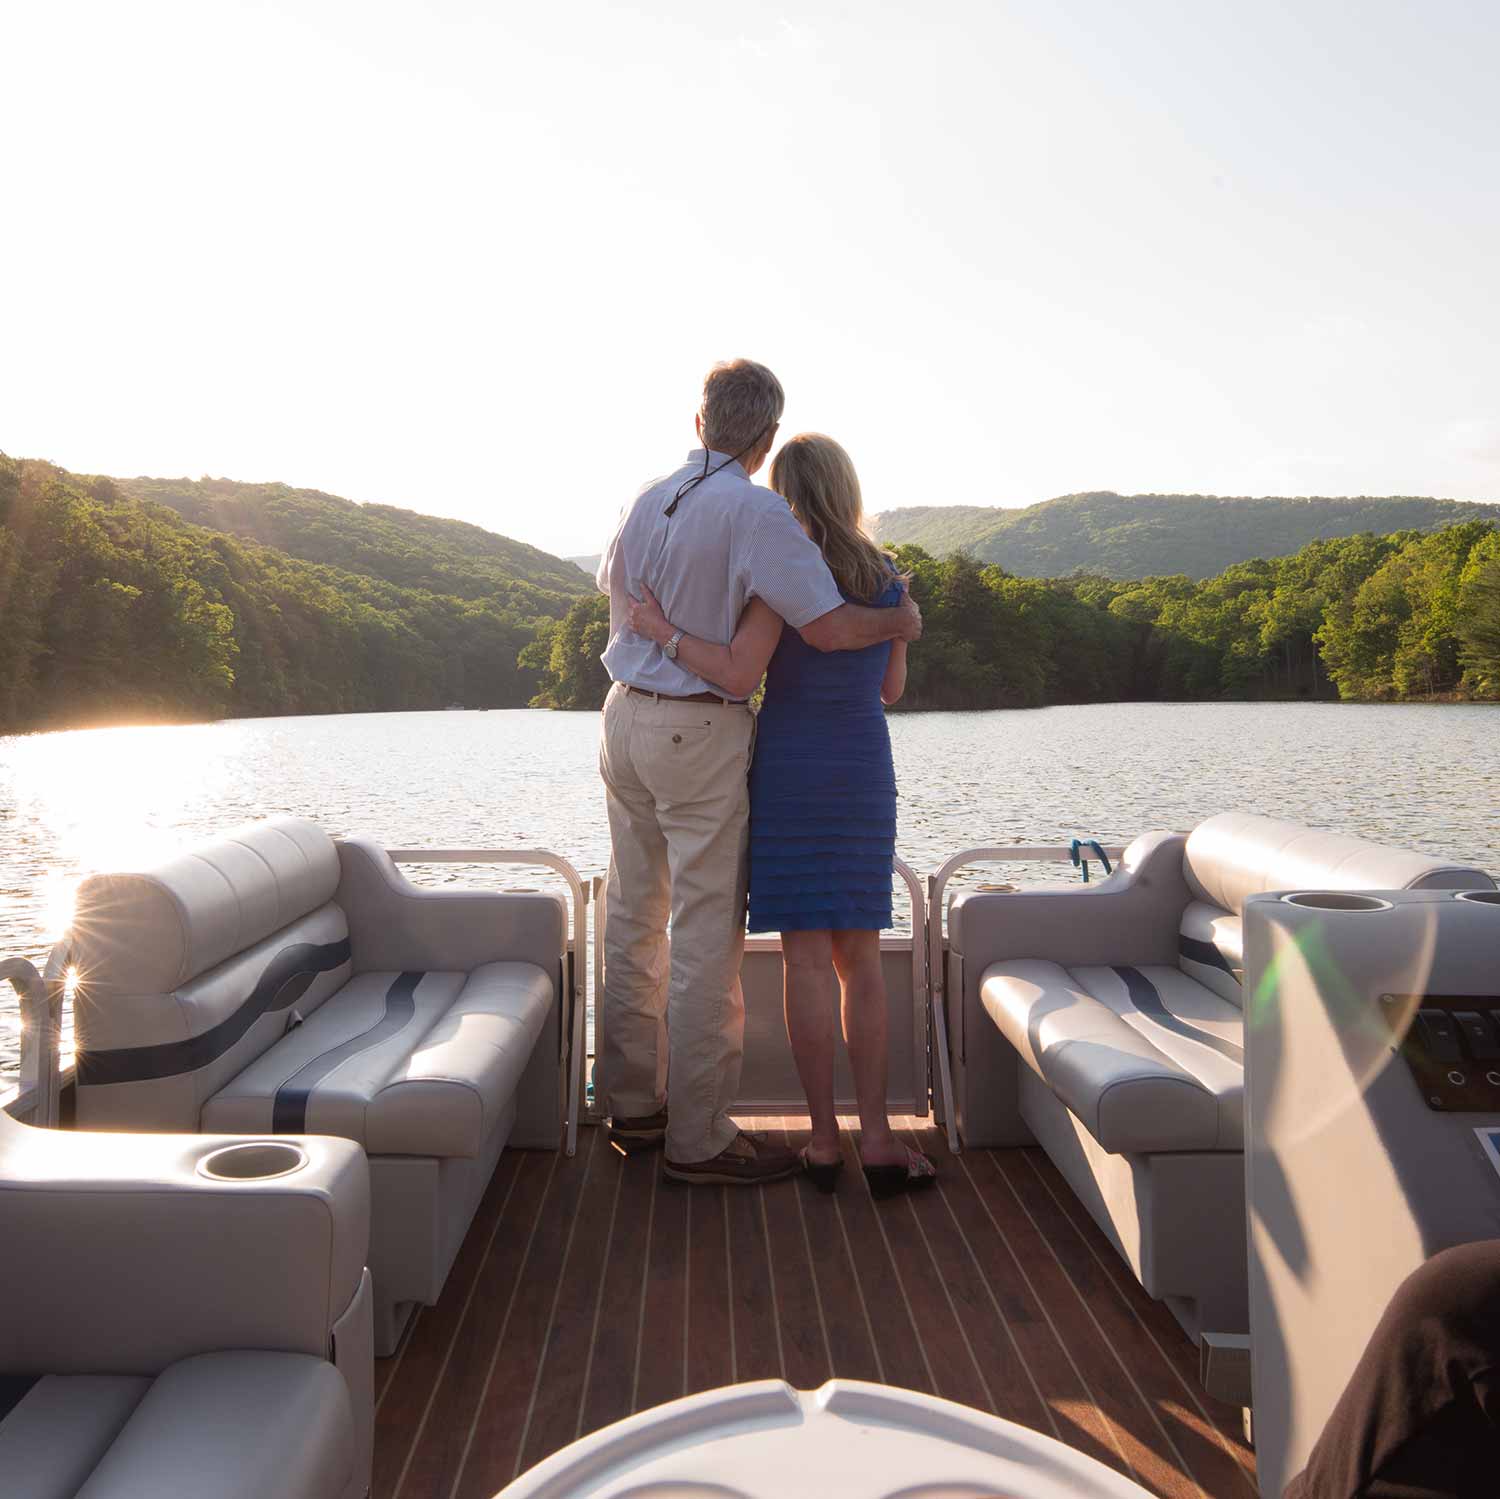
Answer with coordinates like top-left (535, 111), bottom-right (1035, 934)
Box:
top-left (627, 433), bottom-right (936, 1198)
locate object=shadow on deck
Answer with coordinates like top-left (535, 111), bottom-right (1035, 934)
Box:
top-left (371, 1118), bottom-right (1257, 1499)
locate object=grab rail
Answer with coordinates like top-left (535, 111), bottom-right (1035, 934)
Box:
top-left (386, 848), bottom-right (590, 1156)
top-left (3, 956), bottom-right (61, 1128)
top-left (925, 843), bottom-right (1128, 1154)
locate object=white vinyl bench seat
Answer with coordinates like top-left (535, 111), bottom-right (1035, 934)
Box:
top-left (203, 961), bottom-right (552, 1159)
top-left (980, 959), bottom-right (1243, 1154)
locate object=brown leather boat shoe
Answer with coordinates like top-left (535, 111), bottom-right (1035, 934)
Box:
top-left (663, 1130), bottom-right (798, 1186)
top-left (607, 1109), bottom-right (668, 1152)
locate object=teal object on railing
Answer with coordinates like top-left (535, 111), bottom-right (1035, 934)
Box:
top-left (1069, 838), bottom-right (1114, 883)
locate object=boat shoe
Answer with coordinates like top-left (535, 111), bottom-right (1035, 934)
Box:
top-left (664, 1130), bottom-right (798, 1186)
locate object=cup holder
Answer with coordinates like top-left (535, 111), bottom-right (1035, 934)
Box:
top-left (197, 1141), bottom-right (308, 1182)
top-left (1456, 891), bottom-right (1500, 906)
top-left (1280, 891), bottom-right (1392, 912)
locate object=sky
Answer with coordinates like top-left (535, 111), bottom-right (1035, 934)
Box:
top-left (3, 0), bottom-right (1498, 559)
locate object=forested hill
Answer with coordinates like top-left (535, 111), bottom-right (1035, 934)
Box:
top-left (125, 476), bottom-right (592, 613)
top-left (0, 455), bottom-right (586, 732)
top-left (872, 492), bottom-right (1500, 580)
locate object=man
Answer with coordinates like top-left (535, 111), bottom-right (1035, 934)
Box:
top-left (594, 358), bottom-right (922, 1185)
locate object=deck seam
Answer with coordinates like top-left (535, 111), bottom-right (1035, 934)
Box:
top-left (681, 1184), bottom-right (692, 1397)
top-left (1021, 1150), bottom-right (1259, 1493)
top-left (723, 1188), bottom-right (738, 1383)
top-left (992, 1149), bottom-right (1207, 1497)
top-left (629, 1162), bottom-right (659, 1413)
top-left (834, 1187), bottom-right (886, 1384)
top-left (374, 1306), bottom-right (423, 1415)
top-left (510, 1129), bottom-right (601, 1481)
top-left (757, 1184), bottom-right (788, 1381)
top-left (575, 1145), bottom-right (627, 1439)
top-left (790, 1130), bottom-right (836, 1379)
top-left (387, 1153), bottom-right (535, 1499)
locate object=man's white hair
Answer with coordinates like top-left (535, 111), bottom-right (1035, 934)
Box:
top-left (699, 359), bottom-right (785, 457)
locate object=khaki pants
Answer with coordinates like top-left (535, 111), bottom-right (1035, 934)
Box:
top-left (596, 682), bottom-right (754, 1163)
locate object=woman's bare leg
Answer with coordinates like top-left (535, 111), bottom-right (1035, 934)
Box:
top-left (781, 929), bottom-right (840, 1164)
top-left (831, 929), bottom-right (905, 1168)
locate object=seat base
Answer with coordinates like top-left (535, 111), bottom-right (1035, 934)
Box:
top-left (1021, 1067), bottom-right (1248, 1346)
top-left (368, 1098), bottom-right (514, 1356)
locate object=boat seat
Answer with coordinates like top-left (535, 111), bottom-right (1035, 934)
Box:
top-left (67, 817), bottom-right (571, 1354)
top-left (0, 1354), bottom-right (354, 1499)
top-left (202, 962), bottom-right (552, 1158)
top-left (981, 959), bottom-right (1243, 1154)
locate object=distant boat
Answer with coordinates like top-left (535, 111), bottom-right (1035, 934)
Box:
top-left (444, 703), bottom-right (465, 711)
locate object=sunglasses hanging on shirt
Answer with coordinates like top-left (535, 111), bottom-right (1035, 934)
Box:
top-left (664, 424), bottom-right (774, 517)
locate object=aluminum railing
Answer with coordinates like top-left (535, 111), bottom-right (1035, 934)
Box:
top-left (386, 848), bottom-right (590, 1156)
top-left (3, 956), bottom-right (62, 1128)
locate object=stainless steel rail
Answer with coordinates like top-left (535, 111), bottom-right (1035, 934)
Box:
top-left (925, 844), bottom-right (1128, 1153)
top-left (387, 848), bottom-right (590, 1156)
top-left (3, 956), bottom-right (61, 1128)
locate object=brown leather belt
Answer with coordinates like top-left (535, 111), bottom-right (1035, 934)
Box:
top-left (626, 684), bottom-right (747, 706)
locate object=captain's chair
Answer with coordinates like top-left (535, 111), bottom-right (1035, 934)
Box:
top-left (0, 1105), bottom-right (373, 1499)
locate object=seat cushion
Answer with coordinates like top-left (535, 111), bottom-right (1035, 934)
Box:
top-left (1177, 900), bottom-right (1243, 1008)
top-left (202, 961), bottom-right (553, 1158)
top-left (0, 1375), bottom-right (150, 1499)
top-left (981, 959), bottom-right (1242, 1154)
top-left (75, 1352), bottom-right (351, 1499)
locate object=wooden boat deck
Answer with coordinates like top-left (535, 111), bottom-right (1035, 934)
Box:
top-left (371, 1118), bottom-right (1257, 1499)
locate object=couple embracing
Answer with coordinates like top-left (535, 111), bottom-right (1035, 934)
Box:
top-left (593, 358), bottom-right (936, 1197)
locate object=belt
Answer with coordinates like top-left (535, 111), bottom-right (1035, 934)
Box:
top-left (626, 684), bottom-right (747, 706)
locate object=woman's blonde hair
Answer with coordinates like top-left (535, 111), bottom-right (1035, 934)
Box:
top-left (769, 433), bottom-right (894, 604)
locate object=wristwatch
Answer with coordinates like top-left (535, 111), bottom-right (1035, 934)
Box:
top-left (664, 629), bottom-right (684, 661)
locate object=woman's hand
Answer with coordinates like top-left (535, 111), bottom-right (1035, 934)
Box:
top-left (627, 583), bottom-right (673, 645)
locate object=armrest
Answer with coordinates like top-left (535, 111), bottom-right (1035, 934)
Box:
top-left (335, 837), bottom-right (567, 976)
top-left (0, 1116), bottom-right (368, 1375)
top-left (948, 831), bottom-right (1191, 972)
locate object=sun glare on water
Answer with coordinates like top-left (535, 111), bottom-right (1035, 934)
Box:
top-left (8, 722), bottom-right (245, 942)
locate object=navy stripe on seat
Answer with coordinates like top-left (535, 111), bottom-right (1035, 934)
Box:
top-left (0, 1374), bottom-right (41, 1423)
top-left (1113, 965), bottom-right (1244, 1063)
top-left (271, 971), bottom-right (423, 1133)
top-left (75, 938), bottom-right (351, 1088)
top-left (1178, 934), bottom-right (1242, 981)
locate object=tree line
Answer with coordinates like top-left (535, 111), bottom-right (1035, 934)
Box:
top-left (530, 524), bottom-right (1500, 710)
top-left (0, 456), bottom-right (556, 732)
top-left (5, 450), bottom-right (1500, 734)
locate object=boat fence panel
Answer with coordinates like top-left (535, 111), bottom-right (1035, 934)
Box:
top-left (386, 848), bottom-right (589, 1157)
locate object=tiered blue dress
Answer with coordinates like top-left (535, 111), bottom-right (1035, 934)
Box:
top-left (747, 573), bottom-right (903, 933)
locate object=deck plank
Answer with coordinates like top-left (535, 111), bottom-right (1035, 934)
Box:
top-left (989, 1147), bottom-right (1252, 1499)
top-left (371, 1150), bottom-right (524, 1497)
top-left (515, 1128), bottom-right (631, 1475)
top-left (372, 1127), bottom-right (1255, 1499)
top-left (914, 1127), bottom-right (1127, 1477)
top-left (1021, 1147), bottom-right (1258, 1488)
top-left (577, 1141), bottom-right (658, 1435)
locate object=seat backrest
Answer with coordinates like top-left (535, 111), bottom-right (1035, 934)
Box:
top-left (1177, 813), bottom-right (1494, 1012)
top-left (70, 818), bottom-right (351, 1131)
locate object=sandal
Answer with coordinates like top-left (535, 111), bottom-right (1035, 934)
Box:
top-left (863, 1146), bottom-right (938, 1201)
top-left (799, 1145), bottom-right (844, 1195)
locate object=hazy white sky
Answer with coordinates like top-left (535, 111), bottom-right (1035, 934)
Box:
top-left (4, 0), bottom-right (1497, 557)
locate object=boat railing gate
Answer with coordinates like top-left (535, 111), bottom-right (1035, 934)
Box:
top-left (386, 848), bottom-right (590, 1157)
top-left (3, 954), bottom-right (64, 1129)
top-left (926, 844), bottom-right (1126, 1153)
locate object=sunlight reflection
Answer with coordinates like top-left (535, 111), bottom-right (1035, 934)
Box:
top-left (7, 722), bottom-right (245, 941)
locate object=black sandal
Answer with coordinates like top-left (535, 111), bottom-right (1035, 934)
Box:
top-left (863, 1146), bottom-right (938, 1201)
top-left (799, 1146), bottom-right (844, 1195)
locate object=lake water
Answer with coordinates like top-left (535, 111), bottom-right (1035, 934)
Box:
top-left (4, 701), bottom-right (1498, 1089)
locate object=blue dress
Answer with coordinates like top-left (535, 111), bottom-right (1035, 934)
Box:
top-left (747, 573), bottom-right (903, 933)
